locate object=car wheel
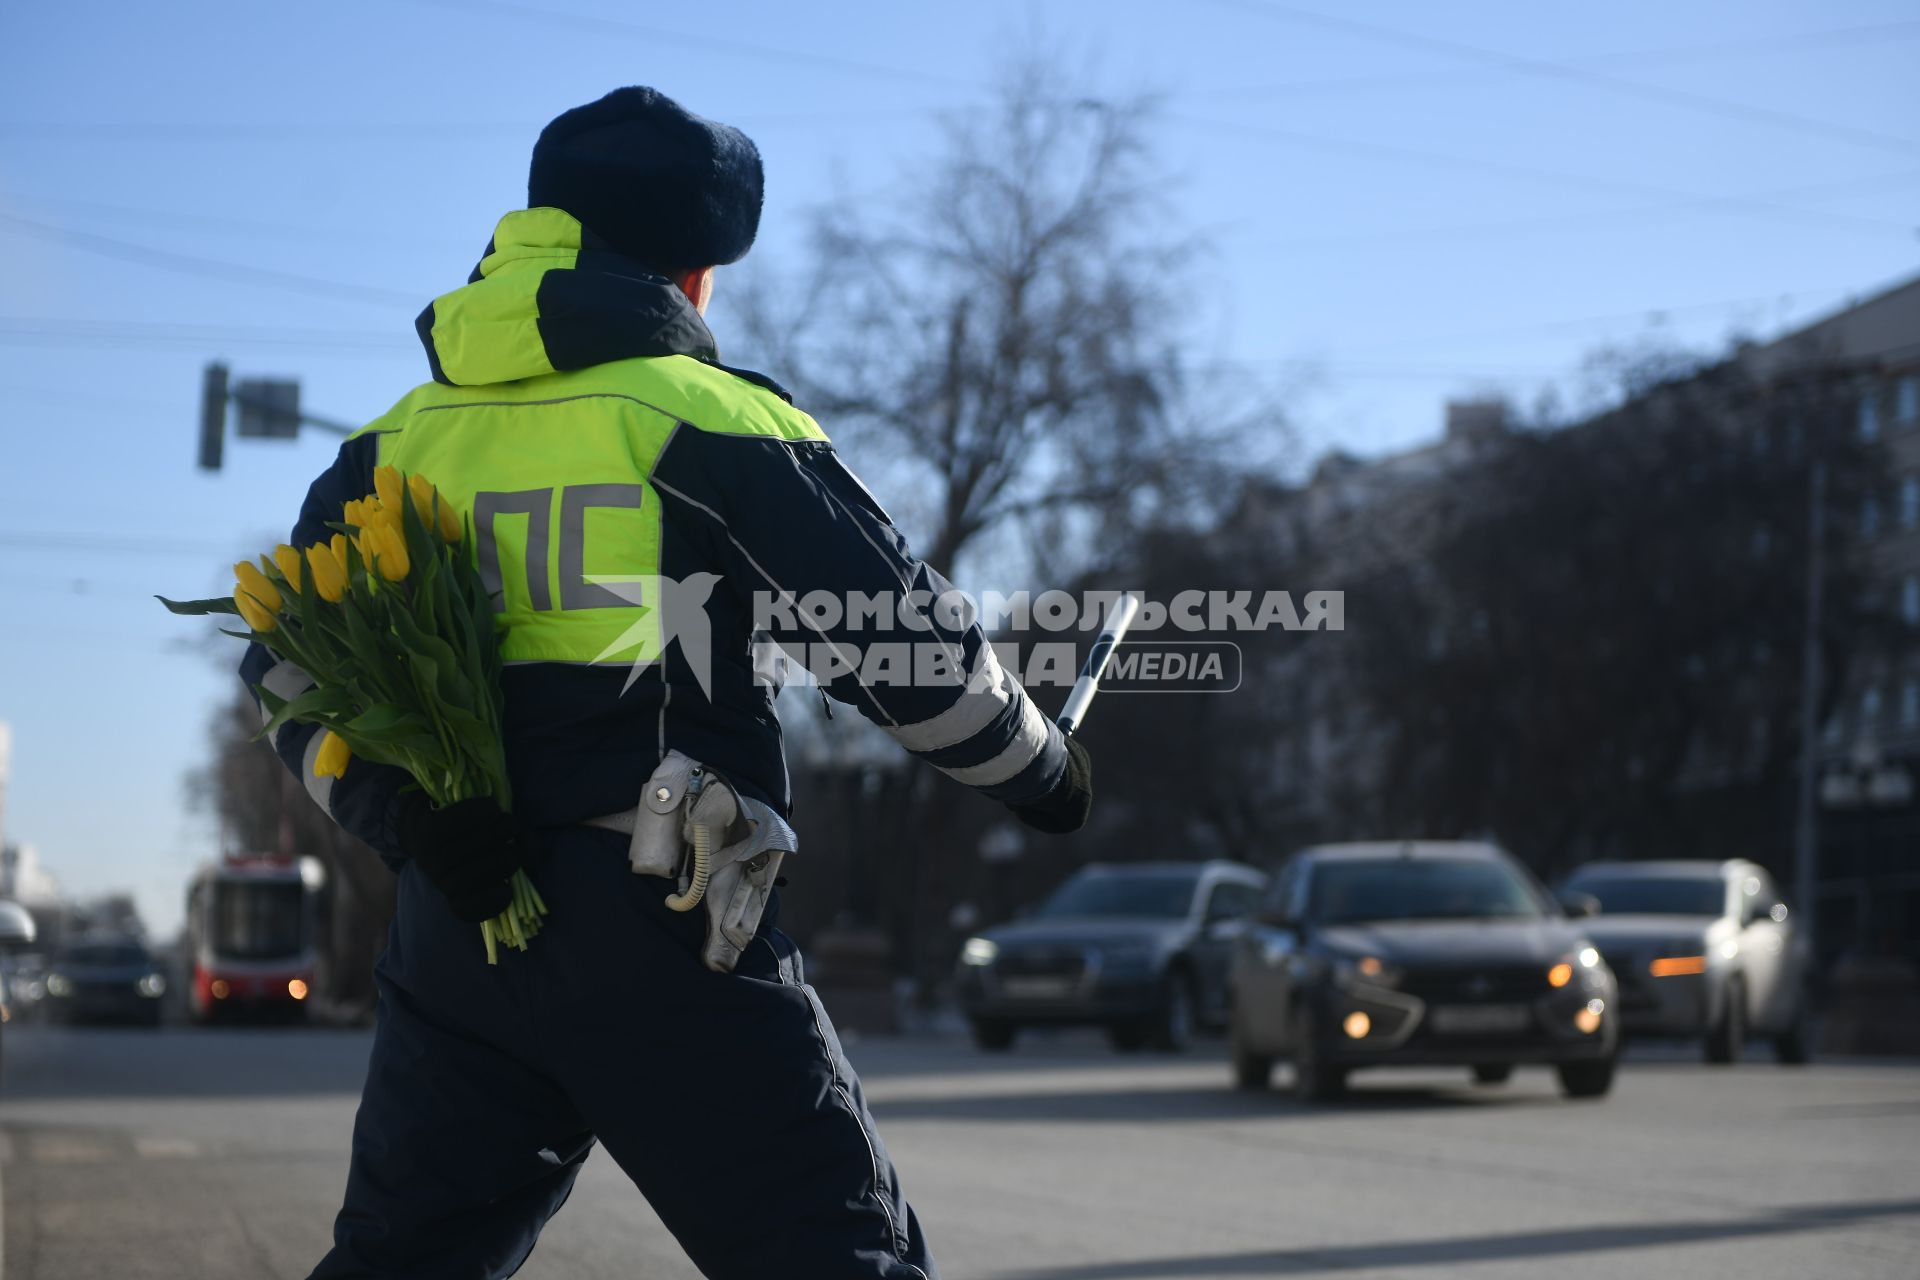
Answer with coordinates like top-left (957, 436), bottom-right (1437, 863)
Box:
top-left (1290, 1007), bottom-right (1346, 1102)
top-left (1107, 1023), bottom-right (1149, 1052)
top-left (970, 1018), bottom-right (1018, 1052)
top-left (1557, 1056), bottom-right (1616, 1099)
top-left (1471, 1063), bottom-right (1514, 1085)
top-left (1230, 1005), bottom-right (1273, 1091)
top-left (1773, 1000), bottom-right (1812, 1065)
top-left (1705, 976), bottom-right (1746, 1065)
top-left (1148, 970), bottom-right (1197, 1053)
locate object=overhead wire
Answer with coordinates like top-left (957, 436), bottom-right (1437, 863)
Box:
top-left (0, 212), bottom-right (421, 307)
top-left (1189, 17), bottom-right (1920, 101)
top-left (1194, 0), bottom-right (1920, 158)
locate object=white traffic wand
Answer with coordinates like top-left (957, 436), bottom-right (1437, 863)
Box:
top-left (1056, 593), bottom-right (1141, 738)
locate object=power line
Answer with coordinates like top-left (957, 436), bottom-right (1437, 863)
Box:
top-left (1191, 17), bottom-right (1920, 102)
top-left (0, 531), bottom-right (246, 557)
top-left (1160, 110), bottom-right (1915, 238)
top-left (1236, 168), bottom-right (1920, 254)
top-left (0, 317), bottom-right (414, 353)
top-left (0, 105), bottom-right (947, 143)
top-left (0, 274), bottom-right (1873, 367)
top-left (0, 212), bottom-right (421, 307)
top-left (5, 195), bottom-right (454, 248)
top-left (1196, 0), bottom-right (1920, 158)
top-left (394, 0), bottom-right (976, 91)
top-left (0, 120), bottom-right (531, 142)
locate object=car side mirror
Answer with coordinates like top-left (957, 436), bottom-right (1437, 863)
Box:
top-left (0, 900), bottom-right (37, 952)
top-left (1559, 892), bottom-right (1601, 919)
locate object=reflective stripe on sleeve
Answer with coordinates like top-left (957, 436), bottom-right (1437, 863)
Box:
top-left (939, 692), bottom-right (1051, 787)
top-left (885, 644), bottom-right (1014, 754)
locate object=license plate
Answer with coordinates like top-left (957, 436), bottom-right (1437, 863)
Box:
top-left (1430, 1004), bottom-right (1529, 1034)
top-left (1001, 976), bottom-right (1076, 1000)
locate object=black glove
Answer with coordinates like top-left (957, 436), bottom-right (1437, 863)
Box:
top-left (1010, 737), bottom-right (1093, 835)
top-left (396, 795), bottom-right (528, 923)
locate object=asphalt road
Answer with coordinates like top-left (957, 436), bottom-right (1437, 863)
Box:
top-left (0, 1023), bottom-right (1915, 1279)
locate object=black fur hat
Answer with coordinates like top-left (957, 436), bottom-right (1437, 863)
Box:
top-left (528, 87), bottom-right (763, 271)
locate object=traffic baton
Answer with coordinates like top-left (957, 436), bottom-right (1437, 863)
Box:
top-left (1056, 592), bottom-right (1141, 738)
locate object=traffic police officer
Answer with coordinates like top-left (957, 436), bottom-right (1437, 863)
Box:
top-left (243, 87), bottom-right (1094, 1279)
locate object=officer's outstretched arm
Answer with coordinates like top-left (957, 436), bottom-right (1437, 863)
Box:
top-left (655, 431), bottom-right (1091, 832)
top-left (237, 437), bottom-right (416, 864)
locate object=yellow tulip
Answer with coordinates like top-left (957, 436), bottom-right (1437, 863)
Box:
top-left (233, 560), bottom-right (283, 614)
top-left (407, 472), bottom-right (437, 525)
top-left (234, 588), bottom-right (277, 632)
top-left (374, 465), bottom-right (404, 510)
top-left (435, 492), bottom-right (462, 543)
top-left (307, 541), bottom-right (348, 602)
top-left (313, 731), bottom-right (351, 779)
top-left (272, 543), bottom-right (304, 586)
top-left (367, 522), bottom-right (411, 582)
top-left (331, 532), bottom-right (350, 569)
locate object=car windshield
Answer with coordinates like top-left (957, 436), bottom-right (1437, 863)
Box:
top-left (1566, 875), bottom-right (1724, 916)
top-left (1309, 858), bottom-right (1543, 924)
top-left (61, 943), bottom-right (150, 966)
top-left (211, 880), bottom-right (307, 960)
top-left (1037, 871), bottom-right (1199, 920)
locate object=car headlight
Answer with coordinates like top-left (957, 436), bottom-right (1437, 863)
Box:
top-left (1550, 947), bottom-right (1607, 989)
top-left (1332, 954), bottom-right (1399, 988)
top-left (960, 937), bottom-right (998, 967)
top-left (137, 973), bottom-right (167, 998)
top-left (45, 973), bottom-right (72, 997)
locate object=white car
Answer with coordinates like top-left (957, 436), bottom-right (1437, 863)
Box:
top-left (1559, 859), bottom-right (1811, 1064)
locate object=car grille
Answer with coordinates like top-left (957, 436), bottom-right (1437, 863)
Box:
top-left (1397, 965), bottom-right (1550, 1003)
top-left (997, 947), bottom-right (1089, 981)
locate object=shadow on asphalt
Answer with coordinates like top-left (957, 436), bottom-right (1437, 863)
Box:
top-left (873, 1079), bottom-right (1564, 1124)
top-left (1001, 1196), bottom-right (1920, 1277)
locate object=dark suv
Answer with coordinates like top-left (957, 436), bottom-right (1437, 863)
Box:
top-left (956, 861), bottom-right (1266, 1053)
top-left (1229, 842), bottom-right (1619, 1101)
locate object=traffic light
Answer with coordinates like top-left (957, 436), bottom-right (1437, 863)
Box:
top-left (234, 378), bottom-right (302, 439)
top-left (198, 361), bottom-right (229, 471)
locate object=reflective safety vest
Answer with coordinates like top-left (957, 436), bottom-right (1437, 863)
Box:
top-left (242, 208), bottom-right (1066, 851)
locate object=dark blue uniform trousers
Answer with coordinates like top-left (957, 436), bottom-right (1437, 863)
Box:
top-left (308, 827), bottom-right (936, 1279)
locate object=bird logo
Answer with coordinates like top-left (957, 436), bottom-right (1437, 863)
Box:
top-left (584, 573), bottom-right (724, 700)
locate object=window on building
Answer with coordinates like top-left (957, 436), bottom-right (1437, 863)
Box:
top-left (1903, 681), bottom-right (1920, 728)
top-left (1904, 575), bottom-right (1920, 626)
top-left (1897, 376), bottom-right (1919, 426)
top-left (1861, 496), bottom-right (1881, 539)
top-left (1902, 476), bottom-right (1920, 529)
top-left (1862, 686), bottom-right (1883, 728)
top-left (1859, 391), bottom-right (1881, 441)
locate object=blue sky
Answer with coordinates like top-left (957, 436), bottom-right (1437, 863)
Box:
top-left (2, 1), bottom-right (1916, 935)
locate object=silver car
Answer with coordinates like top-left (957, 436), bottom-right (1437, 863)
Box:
top-left (1559, 859), bottom-right (1811, 1064)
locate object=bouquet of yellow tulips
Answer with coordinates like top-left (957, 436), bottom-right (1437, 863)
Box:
top-left (162, 465), bottom-right (545, 964)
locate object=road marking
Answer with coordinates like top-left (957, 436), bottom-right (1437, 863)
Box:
top-left (28, 1136), bottom-right (111, 1164)
top-left (132, 1136), bottom-right (200, 1159)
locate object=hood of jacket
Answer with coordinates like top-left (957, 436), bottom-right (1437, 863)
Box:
top-left (415, 206), bottom-right (718, 387)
